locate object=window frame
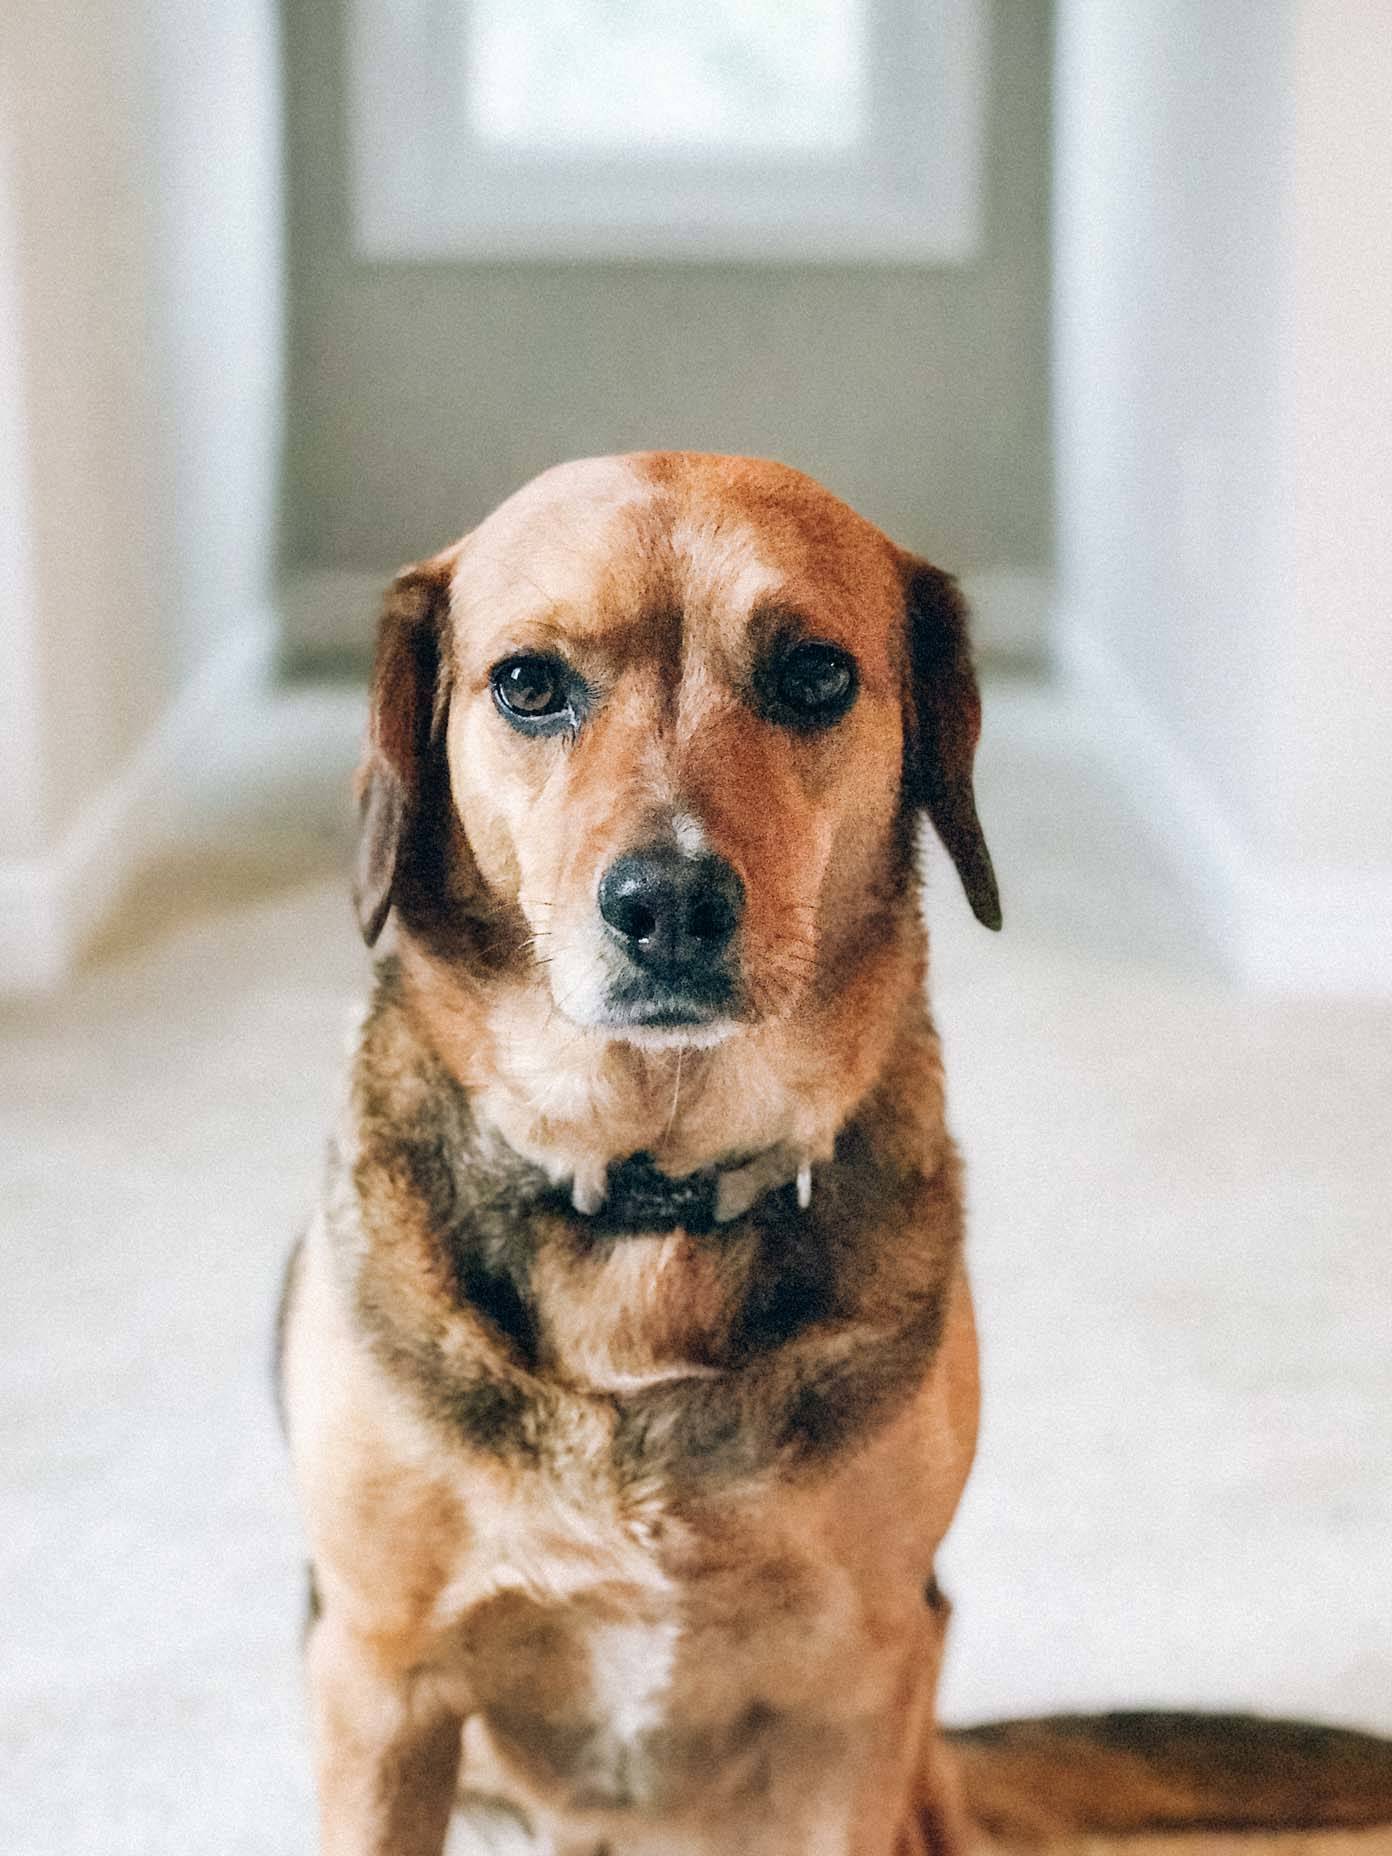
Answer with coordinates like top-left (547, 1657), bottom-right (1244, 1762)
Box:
top-left (349, 0), bottom-right (988, 264)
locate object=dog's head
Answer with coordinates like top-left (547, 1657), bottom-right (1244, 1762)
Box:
top-left (354, 454), bottom-right (997, 1049)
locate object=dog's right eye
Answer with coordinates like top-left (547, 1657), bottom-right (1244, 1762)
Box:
top-left (491, 654), bottom-right (576, 727)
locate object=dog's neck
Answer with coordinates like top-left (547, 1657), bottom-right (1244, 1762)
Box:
top-left (346, 949), bottom-right (957, 1406)
top-left (396, 910), bottom-right (930, 1205)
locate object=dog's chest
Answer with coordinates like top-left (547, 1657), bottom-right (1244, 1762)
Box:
top-left (451, 1507), bottom-right (872, 1821)
top-left (460, 1584), bottom-right (692, 1812)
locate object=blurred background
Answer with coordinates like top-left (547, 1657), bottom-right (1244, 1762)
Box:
top-left (1, 3), bottom-right (1389, 1852)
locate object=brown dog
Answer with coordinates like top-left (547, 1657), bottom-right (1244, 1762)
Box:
top-left (279, 450), bottom-right (1001, 1856)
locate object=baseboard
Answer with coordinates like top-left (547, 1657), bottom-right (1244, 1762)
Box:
top-left (277, 565), bottom-right (1053, 676)
top-left (1059, 613), bottom-right (1392, 995)
top-left (0, 614), bottom-right (274, 994)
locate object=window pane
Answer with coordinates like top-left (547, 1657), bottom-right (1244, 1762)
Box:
top-left (467, 0), bottom-right (866, 155)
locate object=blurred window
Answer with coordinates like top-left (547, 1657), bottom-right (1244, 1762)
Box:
top-left (466, 0), bottom-right (866, 155)
top-left (352, 0), bottom-right (985, 262)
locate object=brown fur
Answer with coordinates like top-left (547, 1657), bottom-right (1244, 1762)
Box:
top-left (949, 1713), bottom-right (1392, 1842)
top-left (278, 453), bottom-right (1392, 1856)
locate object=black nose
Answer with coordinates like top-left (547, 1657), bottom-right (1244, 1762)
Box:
top-left (598, 847), bottom-right (744, 976)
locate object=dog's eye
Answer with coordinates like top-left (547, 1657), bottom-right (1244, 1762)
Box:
top-left (491, 654), bottom-right (573, 724)
top-left (760, 641), bottom-right (858, 729)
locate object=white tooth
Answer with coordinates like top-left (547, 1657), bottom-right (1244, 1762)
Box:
top-left (571, 1160), bottom-right (608, 1215)
top-left (796, 1160), bottom-right (813, 1210)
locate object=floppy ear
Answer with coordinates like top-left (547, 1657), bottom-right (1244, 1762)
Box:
top-left (353, 553), bottom-right (455, 946)
top-left (901, 559), bottom-right (1002, 930)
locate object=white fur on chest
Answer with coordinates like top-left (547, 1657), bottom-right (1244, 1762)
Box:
top-left (584, 1612), bottom-right (683, 1748)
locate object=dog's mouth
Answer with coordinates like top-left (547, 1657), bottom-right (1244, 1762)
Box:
top-left (598, 970), bottom-right (740, 1047)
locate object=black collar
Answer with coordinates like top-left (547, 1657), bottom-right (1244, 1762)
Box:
top-left (571, 1145), bottom-right (813, 1236)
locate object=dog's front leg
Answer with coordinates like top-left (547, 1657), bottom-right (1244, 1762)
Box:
top-left (840, 1615), bottom-right (975, 1856)
top-left (307, 1608), bottom-right (463, 1856)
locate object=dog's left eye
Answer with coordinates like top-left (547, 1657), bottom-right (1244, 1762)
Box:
top-left (760, 641), bottom-right (858, 729)
top-left (491, 654), bottom-right (577, 726)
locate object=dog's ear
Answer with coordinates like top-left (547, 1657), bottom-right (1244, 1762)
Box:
top-left (353, 552), bottom-right (455, 946)
top-left (901, 559), bottom-right (1001, 930)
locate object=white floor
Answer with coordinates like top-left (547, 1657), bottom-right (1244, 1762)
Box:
top-left (2, 673), bottom-right (1388, 1856)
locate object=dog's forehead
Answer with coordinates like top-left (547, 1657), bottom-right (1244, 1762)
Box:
top-left (449, 455), bottom-right (654, 637)
top-left (449, 453), bottom-right (903, 666)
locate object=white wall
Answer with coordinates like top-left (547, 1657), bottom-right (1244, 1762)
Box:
top-left (1271, 0), bottom-right (1392, 873)
top-left (1056, 0), bottom-right (1392, 992)
top-left (0, 0), bottom-right (284, 989)
top-left (0, 103), bottom-right (44, 866)
top-left (3, 0), bottom-right (166, 853)
top-left (143, 0), bottom-right (286, 681)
